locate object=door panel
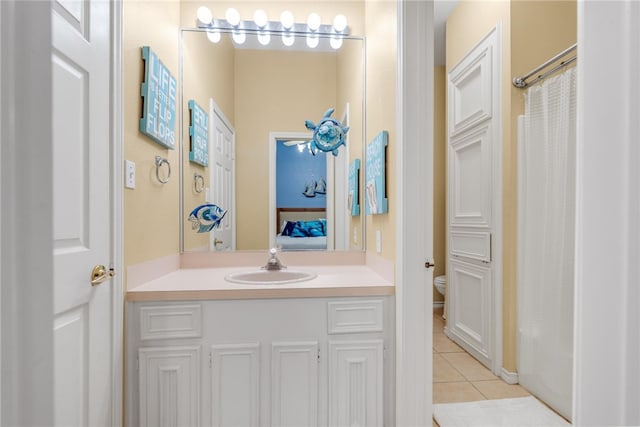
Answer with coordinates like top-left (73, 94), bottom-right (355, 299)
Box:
top-left (448, 259), bottom-right (492, 367)
top-left (448, 45), bottom-right (492, 136)
top-left (449, 125), bottom-right (492, 228)
top-left (52, 0), bottom-right (112, 425)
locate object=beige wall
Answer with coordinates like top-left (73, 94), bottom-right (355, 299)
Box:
top-left (234, 50), bottom-right (337, 249)
top-left (364, 0), bottom-right (397, 260)
top-left (433, 66), bottom-right (446, 303)
top-left (337, 38), bottom-right (365, 250)
top-left (123, 0), bottom-right (182, 270)
top-left (447, 0), bottom-right (575, 372)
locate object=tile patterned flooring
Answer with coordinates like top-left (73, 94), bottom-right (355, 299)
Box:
top-left (432, 307), bottom-right (531, 426)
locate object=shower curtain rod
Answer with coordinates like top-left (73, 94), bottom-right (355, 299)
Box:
top-left (512, 43), bottom-right (577, 88)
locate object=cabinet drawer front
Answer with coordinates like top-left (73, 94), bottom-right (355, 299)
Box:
top-left (140, 304), bottom-right (202, 340)
top-left (328, 300), bottom-right (383, 334)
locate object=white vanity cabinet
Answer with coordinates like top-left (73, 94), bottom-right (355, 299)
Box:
top-left (126, 296), bottom-right (394, 427)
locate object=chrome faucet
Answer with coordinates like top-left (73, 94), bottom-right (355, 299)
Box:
top-left (263, 248), bottom-right (286, 271)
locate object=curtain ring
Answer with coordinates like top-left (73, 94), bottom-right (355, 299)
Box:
top-left (194, 173), bottom-right (205, 193)
top-left (155, 156), bottom-right (171, 184)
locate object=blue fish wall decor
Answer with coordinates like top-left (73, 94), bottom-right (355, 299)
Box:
top-left (305, 108), bottom-right (350, 157)
top-left (188, 203), bottom-right (227, 233)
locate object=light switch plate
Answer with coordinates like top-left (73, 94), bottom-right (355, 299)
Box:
top-left (125, 160), bottom-right (136, 189)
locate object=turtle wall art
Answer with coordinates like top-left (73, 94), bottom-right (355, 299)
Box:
top-left (304, 107), bottom-right (350, 156)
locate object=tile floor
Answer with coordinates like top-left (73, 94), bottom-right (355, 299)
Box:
top-left (432, 307), bottom-right (531, 426)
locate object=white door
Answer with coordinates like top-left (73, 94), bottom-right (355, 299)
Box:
top-left (210, 101), bottom-right (235, 251)
top-left (52, 0), bottom-right (114, 425)
top-left (446, 26), bottom-right (502, 373)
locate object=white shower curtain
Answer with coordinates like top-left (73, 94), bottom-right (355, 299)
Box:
top-left (517, 67), bottom-right (577, 421)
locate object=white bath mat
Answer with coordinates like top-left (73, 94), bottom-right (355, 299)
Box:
top-left (433, 396), bottom-right (571, 427)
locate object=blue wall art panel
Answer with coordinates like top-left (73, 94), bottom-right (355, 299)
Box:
top-left (348, 158), bottom-right (361, 216)
top-left (365, 130), bottom-right (389, 215)
top-left (276, 141), bottom-right (326, 208)
top-left (139, 46), bottom-right (177, 149)
top-left (188, 100), bottom-right (209, 166)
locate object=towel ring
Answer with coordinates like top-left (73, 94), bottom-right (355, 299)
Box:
top-left (155, 156), bottom-right (171, 184)
top-left (194, 173), bottom-right (205, 193)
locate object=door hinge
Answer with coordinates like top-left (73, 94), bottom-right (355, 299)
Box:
top-left (424, 258), bottom-right (435, 269)
top-left (317, 348), bottom-right (321, 363)
top-left (209, 352), bottom-right (212, 368)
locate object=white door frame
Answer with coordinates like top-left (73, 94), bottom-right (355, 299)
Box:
top-left (1, 1), bottom-right (55, 424)
top-left (396, 1), bottom-right (434, 425)
top-left (573, 1), bottom-right (640, 425)
top-left (0, 1), bottom-right (123, 424)
top-left (268, 131), bottom-right (335, 249)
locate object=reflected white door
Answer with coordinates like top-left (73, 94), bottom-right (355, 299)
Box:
top-left (210, 101), bottom-right (235, 251)
top-left (52, 0), bottom-right (113, 425)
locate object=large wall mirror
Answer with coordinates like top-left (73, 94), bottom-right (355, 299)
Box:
top-left (180, 27), bottom-right (366, 252)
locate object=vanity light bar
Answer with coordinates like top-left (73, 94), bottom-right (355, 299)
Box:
top-left (195, 7), bottom-right (350, 37)
top-left (197, 19), bottom-right (350, 37)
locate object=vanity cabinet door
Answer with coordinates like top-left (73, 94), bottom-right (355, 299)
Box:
top-left (271, 341), bottom-right (319, 427)
top-left (210, 343), bottom-right (260, 427)
top-left (328, 340), bottom-right (384, 427)
top-left (138, 346), bottom-right (201, 427)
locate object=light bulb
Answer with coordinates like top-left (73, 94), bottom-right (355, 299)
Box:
top-left (207, 30), bottom-right (221, 43)
top-left (197, 6), bottom-right (213, 25)
top-left (333, 14), bottom-right (347, 32)
top-left (280, 10), bottom-right (294, 30)
top-left (282, 33), bottom-right (294, 47)
top-left (232, 30), bottom-right (246, 44)
top-left (307, 13), bottom-right (321, 31)
top-left (306, 34), bottom-right (319, 49)
top-left (257, 32), bottom-right (271, 46)
top-left (225, 8), bottom-right (240, 27)
top-left (253, 9), bottom-right (268, 28)
top-left (330, 35), bottom-right (343, 49)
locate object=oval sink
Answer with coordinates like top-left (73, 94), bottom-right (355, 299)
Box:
top-left (225, 269), bottom-right (317, 285)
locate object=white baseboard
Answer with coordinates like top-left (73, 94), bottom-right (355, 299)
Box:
top-left (500, 368), bottom-right (519, 385)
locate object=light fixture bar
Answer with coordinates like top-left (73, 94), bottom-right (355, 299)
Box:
top-left (197, 19), bottom-right (350, 37)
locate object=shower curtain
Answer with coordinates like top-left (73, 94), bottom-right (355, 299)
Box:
top-left (517, 67), bottom-right (576, 421)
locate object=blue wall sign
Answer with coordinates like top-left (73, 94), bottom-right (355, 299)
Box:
top-left (139, 46), bottom-right (177, 149)
top-left (365, 131), bottom-right (389, 215)
top-left (348, 158), bottom-right (361, 216)
top-left (188, 100), bottom-right (209, 166)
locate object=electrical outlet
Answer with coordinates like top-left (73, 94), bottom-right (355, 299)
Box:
top-left (125, 160), bottom-right (136, 189)
top-left (205, 187), bottom-right (211, 203)
top-left (376, 230), bottom-right (382, 253)
top-left (353, 227), bottom-right (358, 244)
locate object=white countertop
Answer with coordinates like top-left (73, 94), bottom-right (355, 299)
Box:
top-left (126, 264), bottom-right (395, 301)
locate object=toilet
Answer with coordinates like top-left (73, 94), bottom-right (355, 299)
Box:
top-left (434, 275), bottom-right (447, 297)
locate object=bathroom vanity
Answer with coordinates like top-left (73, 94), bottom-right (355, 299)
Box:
top-left (125, 261), bottom-right (395, 427)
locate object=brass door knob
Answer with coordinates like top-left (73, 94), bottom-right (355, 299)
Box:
top-left (91, 265), bottom-right (115, 286)
top-left (214, 238), bottom-right (224, 246)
